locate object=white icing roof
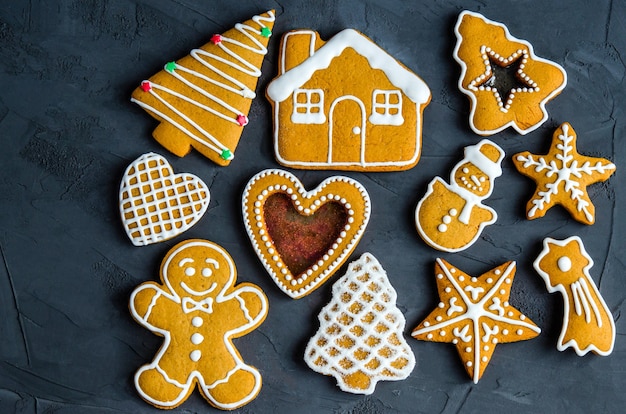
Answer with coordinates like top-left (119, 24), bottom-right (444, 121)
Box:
top-left (267, 29), bottom-right (431, 104)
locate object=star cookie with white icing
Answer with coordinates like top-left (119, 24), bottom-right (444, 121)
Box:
top-left (513, 122), bottom-right (616, 225)
top-left (412, 259), bottom-right (540, 383)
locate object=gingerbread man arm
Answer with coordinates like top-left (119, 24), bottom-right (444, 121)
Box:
top-left (219, 283), bottom-right (268, 337)
top-left (129, 282), bottom-right (172, 331)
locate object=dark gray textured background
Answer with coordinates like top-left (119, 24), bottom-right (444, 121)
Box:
top-left (1, 1), bottom-right (625, 412)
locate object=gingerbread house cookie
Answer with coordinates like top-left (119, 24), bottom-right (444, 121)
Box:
top-left (266, 29), bottom-right (431, 171)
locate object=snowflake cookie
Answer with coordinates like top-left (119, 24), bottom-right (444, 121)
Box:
top-left (534, 236), bottom-right (615, 356)
top-left (304, 253), bottom-right (415, 394)
top-left (412, 259), bottom-right (540, 383)
top-left (129, 239), bottom-right (268, 410)
top-left (513, 122), bottom-right (616, 225)
top-left (454, 10), bottom-right (567, 135)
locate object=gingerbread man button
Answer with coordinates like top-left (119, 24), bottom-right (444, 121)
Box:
top-left (129, 239), bottom-right (268, 410)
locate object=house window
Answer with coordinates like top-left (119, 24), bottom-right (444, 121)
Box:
top-left (291, 88), bottom-right (326, 124)
top-left (369, 89), bottom-right (404, 126)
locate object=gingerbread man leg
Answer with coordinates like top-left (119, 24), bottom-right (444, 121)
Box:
top-left (202, 364), bottom-right (262, 409)
top-left (135, 364), bottom-right (190, 408)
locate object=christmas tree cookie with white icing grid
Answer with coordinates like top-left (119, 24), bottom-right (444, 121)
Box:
top-left (131, 10), bottom-right (275, 166)
top-left (304, 253), bottom-right (415, 394)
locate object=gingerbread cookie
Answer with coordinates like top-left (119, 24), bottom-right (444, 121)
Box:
top-left (129, 239), bottom-right (268, 410)
top-left (534, 236), bottom-right (615, 356)
top-left (266, 28), bottom-right (431, 171)
top-left (513, 122), bottom-right (616, 225)
top-left (305, 253), bottom-right (415, 394)
top-left (131, 11), bottom-right (275, 166)
top-left (119, 153), bottom-right (210, 246)
top-left (412, 259), bottom-right (541, 383)
top-left (415, 139), bottom-right (504, 252)
top-left (242, 169), bottom-right (370, 299)
top-left (453, 10), bottom-right (567, 135)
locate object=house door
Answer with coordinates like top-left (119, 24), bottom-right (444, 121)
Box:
top-left (328, 96), bottom-right (366, 165)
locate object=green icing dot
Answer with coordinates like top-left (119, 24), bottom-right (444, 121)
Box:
top-left (165, 61), bottom-right (177, 72)
top-left (220, 149), bottom-right (233, 160)
top-left (260, 27), bottom-right (271, 38)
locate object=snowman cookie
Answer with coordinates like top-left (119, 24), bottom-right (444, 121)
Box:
top-left (129, 239), bottom-right (268, 410)
top-left (415, 139), bottom-right (505, 252)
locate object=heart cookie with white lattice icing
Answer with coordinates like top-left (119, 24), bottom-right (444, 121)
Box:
top-left (119, 152), bottom-right (210, 246)
top-left (242, 169), bottom-right (370, 299)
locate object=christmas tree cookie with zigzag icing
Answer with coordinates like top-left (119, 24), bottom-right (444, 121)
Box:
top-left (131, 11), bottom-right (275, 166)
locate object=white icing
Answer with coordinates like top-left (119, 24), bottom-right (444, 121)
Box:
top-left (131, 11), bottom-right (274, 159)
top-left (369, 89), bottom-right (404, 126)
top-left (304, 253), bottom-right (415, 394)
top-left (129, 240), bottom-right (269, 409)
top-left (327, 95), bottom-right (367, 164)
top-left (190, 350), bottom-right (202, 362)
top-left (452, 10), bottom-right (567, 135)
top-left (481, 323), bottom-right (499, 343)
top-left (268, 29), bottom-right (429, 103)
top-left (488, 297), bottom-right (505, 316)
top-left (412, 259), bottom-right (540, 383)
top-left (291, 88), bottom-right (326, 124)
top-left (533, 236), bottom-right (615, 356)
top-left (241, 169), bottom-right (371, 299)
top-left (119, 152), bottom-right (210, 247)
top-left (181, 297), bottom-right (214, 314)
top-left (415, 140), bottom-right (504, 252)
top-left (464, 286), bottom-right (485, 301)
top-left (447, 297), bottom-right (463, 316)
top-left (453, 325), bottom-right (472, 342)
top-left (516, 123), bottom-right (616, 224)
top-left (269, 29), bottom-right (430, 169)
top-left (468, 47), bottom-right (539, 113)
top-left (557, 256), bottom-right (572, 272)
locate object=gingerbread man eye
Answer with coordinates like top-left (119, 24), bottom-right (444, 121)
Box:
top-left (184, 267), bottom-right (196, 276)
top-left (201, 268), bottom-right (213, 277)
top-left (462, 167), bottom-right (469, 174)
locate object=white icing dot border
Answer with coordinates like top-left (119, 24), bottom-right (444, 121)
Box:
top-left (242, 169), bottom-right (371, 299)
top-left (453, 10), bottom-right (567, 136)
top-left (468, 46), bottom-right (538, 113)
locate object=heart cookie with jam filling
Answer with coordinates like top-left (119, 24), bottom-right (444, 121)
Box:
top-left (242, 169), bottom-right (371, 299)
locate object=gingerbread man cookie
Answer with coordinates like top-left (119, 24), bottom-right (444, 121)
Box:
top-left (305, 253), bottom-right (415, 394)
top-left (415, 139), bottom-right (504, 252)
top-left (534, 236), bottom-right (615, 356)
top-left (129, 239), bottom-right (268, 410)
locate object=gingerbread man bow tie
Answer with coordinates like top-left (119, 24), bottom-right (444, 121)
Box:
top-left (182, 297), bottom-right (214, 314)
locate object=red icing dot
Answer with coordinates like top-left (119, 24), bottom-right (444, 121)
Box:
top-left (140, 81), bottom-right (151, 92)
top-left (211, 34), bottom-right (223, 44)
top-left (236, 114), bottom-right (249, 126)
